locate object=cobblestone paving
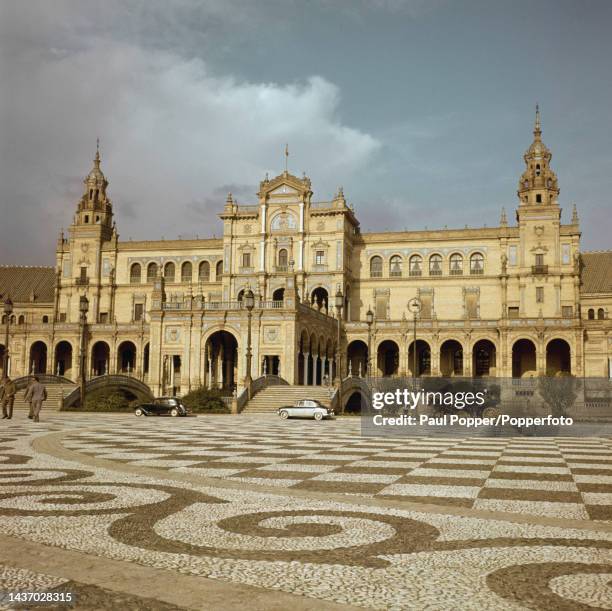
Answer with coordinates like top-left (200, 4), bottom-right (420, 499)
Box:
top-left (1, 413), bottom-right (612, 609)
top-left (63, 416), bottom-right (612, 521)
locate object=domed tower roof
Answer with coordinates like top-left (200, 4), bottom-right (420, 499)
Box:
top-left (517, 105), bottom-right (559, 209)
top-left (84, 139), bottom-right (108, 188)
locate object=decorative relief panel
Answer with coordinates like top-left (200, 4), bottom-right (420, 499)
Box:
top-left (164, 327), bottom-right (182, 343)
top-left (263, 325), bottom-right (280, 344)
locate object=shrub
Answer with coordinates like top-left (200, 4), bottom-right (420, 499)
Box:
top-left (181, 387), bottom-right (229, 413)
top-left (62, 388), bottom-right (138, 411)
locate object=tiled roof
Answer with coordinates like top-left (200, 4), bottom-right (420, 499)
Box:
top-left (0, 266), bottom-right (55, 304)
top-left (581, 251), bottom-right (612, 294)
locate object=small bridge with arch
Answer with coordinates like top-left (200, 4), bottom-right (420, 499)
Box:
top-left (63, 375), bottom-right (154, 408)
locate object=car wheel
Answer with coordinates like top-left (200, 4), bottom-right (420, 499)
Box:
top-left (314, 411), bottom-right (323, 421)
top-left (279, 410), bottom-right (289, 419)
top-left (170, 408), bottom-right (179, 417)
top-left (135, 408), bottom-right (144, 417)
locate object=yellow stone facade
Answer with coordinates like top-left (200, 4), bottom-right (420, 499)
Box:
top-left (1, 109), bottom-right (611, 396)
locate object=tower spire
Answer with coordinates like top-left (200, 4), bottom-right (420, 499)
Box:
top-left (534, 104), bottom-right (541, 140)
top-left (95, 138), bottom-right (100, 165)
top-left (284, 143), bottom-right (289, 174)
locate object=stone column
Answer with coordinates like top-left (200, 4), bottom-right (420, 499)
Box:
top-left (303, 352), bottom-right (309, 386)
top-left (313, 354), bottom-right (319, 385)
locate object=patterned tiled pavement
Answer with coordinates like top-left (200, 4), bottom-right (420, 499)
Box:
top-left (1, 412), bottom-right (612, 610)
top-left (63, 417), bottom-right (612, 521)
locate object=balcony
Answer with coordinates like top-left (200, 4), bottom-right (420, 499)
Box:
top-left (275, 265), bottom-right (289, 273)
top-left (409, 270), bottom-right (422, 277)
top-left (449, 269), bottom-right (463, 276)
top-left (75, 277), bottom-right (89, 286)
top-left (532, 265), bottom-right (549, 275)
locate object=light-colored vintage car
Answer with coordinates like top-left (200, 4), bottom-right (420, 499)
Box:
top-left (277, 400), bottom-right (334, 421)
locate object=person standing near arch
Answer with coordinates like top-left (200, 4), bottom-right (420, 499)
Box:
top-left (1, 376), bottom-right (17, 419)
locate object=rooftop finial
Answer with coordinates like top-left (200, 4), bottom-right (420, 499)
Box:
top-left (284, 143), bottom-right (289, 174)
top-left (94, 137), bottom-right (101, 167)
top-left (571, 203), bottom-right (579, 224)
top-left (534, 103), bottom-right (541, 139)
top-left (500, 207), bottom-right (508, 226)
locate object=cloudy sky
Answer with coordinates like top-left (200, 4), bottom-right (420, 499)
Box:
top-left (1, 0), bottom-right (611, 264)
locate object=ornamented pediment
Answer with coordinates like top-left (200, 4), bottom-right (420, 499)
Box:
top-left (312, 239), bottom-right (329, 249)
top-left (269, 184), bottom-right (299, 196)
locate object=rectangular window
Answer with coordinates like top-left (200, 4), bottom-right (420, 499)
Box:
top-left (315, 251), bottom-right (325, 266)
top-left (562, 244), bottom-right (570, 265)
top-left (420, 294), bottom-right (432, 319)
top-left (536, 287), bottom-right (544, 303)
top-left (58, 312), bottom-right (67, 322)
top-left (134, 303), bottom-right (144, 321)
top-left (98, 312), bottom-right (108, 324)
top-left (375, 295), bottom-right (388, 320)
top-left (508, 307), bottom-right (519, 319)
top-left (508, 245), bottom-right (517, 266)
top-left (535, 254), bottom-right (544, 266)
top-left (465, 293), bottom-right (478, 319)
top-left (242, 253), bottom-right (251, 268)
top-left (562, 305), bottom-right (573, 318)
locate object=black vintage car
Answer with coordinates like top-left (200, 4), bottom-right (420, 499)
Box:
top-left (134, 397), bottom-right (188, 417)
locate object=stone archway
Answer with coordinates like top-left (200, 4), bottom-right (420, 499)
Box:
top-left (54, 341), bottom-right (73, 377)
top-left (117, 341), bottom-right (137, 375)
top-left (344, 390), bottom-right (364, 414)
top-left (472, 339), bottom-right (497, 377)
top-left (512, 339), bottom-right (537, 378)
top-left (377, 340), bottom-right (399, 377)
top-left (204, 330), bottom-right (239, 392)
top-left (29, 341), bottom-right (48, 374)
top-left (347, 340), bottom-right (368, 377)
top-left (91, 341), bottom-right (110, 377)
top-left (311, 287), bottom-right (329, 311)
top-left (408, 340), bottom-right (431, 377)
top-left (439, 339), bottom-right (463, 376)
top-left (546, 338), bottom-right (571, 375)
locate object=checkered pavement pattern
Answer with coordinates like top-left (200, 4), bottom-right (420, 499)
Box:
top-left (62, 419), bottom-right (612, 521)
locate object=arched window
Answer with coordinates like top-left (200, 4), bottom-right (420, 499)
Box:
top-left (18, 315), bottom-right (25, 325)
top-left (215, 260), bottom-right (223, 280)
top-left (130, 263), bottom-right (142, 284)
top-left (524, 179), bottom-right (529, 188)
top-left (389, 255), bottom-right (402, 277)
top-left (598, 308), bottom-right (605, 320)
top-left (429, 254), bottom-right (443, 276)
top-left (146, 262), bottom-right (158, 282)
top-left (409, 255), bottom-right (422, 276)
top-left (536, 194), bottom-right (542, 203)
top-left (449, 253), bottom-right (463, 275)
top-left (535, 164), bottom-right (541, 176)
top-left (470, 253), bottom-right (484, 275)
top-left (370, 256), bottom-right (383, 278)
top-left (181, 261), bottom-right (192, 283)
top-left (198, 261), bottom-right (210, 282)
top-left (42, 315), bottom-right (49, 324)
top-left (164, 262), bottom-right (175, 282)
top-left (278, 248), bottom-right (288, 268)
top-left (10, 315), bottom-right (16, 325)
top-left (588, 308), bottom-right (595, 320)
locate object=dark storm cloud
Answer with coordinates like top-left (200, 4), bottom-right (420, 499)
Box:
top-left (1, 0), bottom-right (611, 264)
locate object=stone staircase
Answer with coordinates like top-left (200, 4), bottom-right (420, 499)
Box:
top-left (241, 385), bottom-right (333, 414)
top-left (12, 384), bottom-right (76, 411)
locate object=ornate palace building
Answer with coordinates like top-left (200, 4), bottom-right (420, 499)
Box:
top-left (1, 108), bottom-right (611, 408)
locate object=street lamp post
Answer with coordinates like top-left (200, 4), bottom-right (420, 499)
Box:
top-left (3, 297), bottom-right (13, 376)
top-left (408, 297), bottom-right (422, 388)
top-left (243, 288), bottom-right (255, 397)
top-left (79, 295), bottom-right (89, 408)
top-left (334, 287), bottom-right (343, 410)
top-left (366, 307), bottom-right (374, 378)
